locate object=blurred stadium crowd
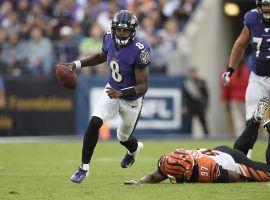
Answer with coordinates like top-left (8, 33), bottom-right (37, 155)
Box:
top-left (0, 0), bottom-right (200, 76)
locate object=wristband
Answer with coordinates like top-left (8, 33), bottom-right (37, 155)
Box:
top-left (74, 60), bottom-right (82, 69)
top-left (121, 87), bottom-right (137, 98)
top-left (227, 66), bottom-right (235, 75)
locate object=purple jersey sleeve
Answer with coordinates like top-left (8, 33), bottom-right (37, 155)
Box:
top-left (134, 40), bottom-right (151, 68)
top-left (244, 10), bottom-right (258, 30)
top-left (102, 32), bottom-right (111, 54)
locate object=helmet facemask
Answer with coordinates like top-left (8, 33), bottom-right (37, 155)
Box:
top-left (112, 27), bottom-right (135, 46)
top-left (257, 0), bottom-right (270, 23)
top-left (111, 10), bottom-right (138, 46)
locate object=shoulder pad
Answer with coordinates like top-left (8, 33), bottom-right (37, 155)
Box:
top-left (251, 9), bottom-right (259, 13)
top-left (244, 10), bottom-right (260, 27)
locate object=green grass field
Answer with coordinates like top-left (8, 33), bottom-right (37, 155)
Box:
top-left (0, 140), bottom-right (270, 200)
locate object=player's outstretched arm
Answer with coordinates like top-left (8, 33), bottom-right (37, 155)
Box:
top-left (124, 170), bottom-right (167, 185)
top-left (229, 26), bottom-right (250, 69)
top-left (58, 52), bottom-right (107, 71)
top-left (222, 26), bottom-right (250, 86)
top-left (70, 52), bottom-right (107, 70)
top-left (80, 52), bottom-right (107, 67)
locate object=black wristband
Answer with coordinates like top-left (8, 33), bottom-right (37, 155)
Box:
top-left (227, 66), bottom-right (235, 75)
top-left (121, 87), bottom-right (137, 98)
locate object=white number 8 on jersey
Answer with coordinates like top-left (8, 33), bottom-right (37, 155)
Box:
top-left (110, 60), bottom-right (123, 82)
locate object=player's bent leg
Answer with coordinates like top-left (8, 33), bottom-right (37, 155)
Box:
top-left (238, 75), bottom-right (269, 158)
top-left (120, 141), bottom-right (144, 168)
top-left (233, 119), bottom-right (260, 156)
top-left (117, 98), bottom-right (143, 168)
top-left (82, 116), bottom-right (103, 164)
top-left (119, 134), bottom-right (143, 168)
top-left (234, 97), bottom-right (269, 157)
top-left (71, 116), bottom-right (103, 183)
top-left (215, 145), bottom-right (270, 181)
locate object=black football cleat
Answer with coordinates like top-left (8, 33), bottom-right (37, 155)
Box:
top-left (121, 142), bottom-right (143, 168)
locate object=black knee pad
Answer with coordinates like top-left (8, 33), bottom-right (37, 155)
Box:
top-left (89, 116), bottom-right (103, 129)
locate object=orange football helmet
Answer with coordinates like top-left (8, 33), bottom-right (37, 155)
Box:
top-left (158, 148), bottom-right (195, 183)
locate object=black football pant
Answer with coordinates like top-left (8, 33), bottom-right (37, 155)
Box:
top-left (214, 145), bottom-right (270, 182)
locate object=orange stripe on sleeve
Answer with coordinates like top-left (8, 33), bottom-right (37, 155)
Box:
top-left (240, 164), bottom-right (249, 178)
top-left (248, 168), bottom-right (263, 181)
top-left (257, 170), bottom-right (270, 181)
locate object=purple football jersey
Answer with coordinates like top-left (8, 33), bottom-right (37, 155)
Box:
top-left (245, 9), bottom-right (270, 76)
top-left (102, 32), bottom-right (151, 92)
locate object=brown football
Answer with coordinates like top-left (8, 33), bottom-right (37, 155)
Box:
top-left (56, 64), bottom-right (77, 89)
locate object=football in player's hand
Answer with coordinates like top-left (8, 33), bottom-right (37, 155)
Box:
top-left (56, 64), bottom-right (76, 89)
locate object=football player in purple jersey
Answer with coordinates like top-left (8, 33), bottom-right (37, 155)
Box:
top-left (222, 0), bottom-right (270, 159)
top-left (58, 10), bottom-right (151, 183)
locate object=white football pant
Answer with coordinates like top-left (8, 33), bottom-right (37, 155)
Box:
top-left (92, 84), bottom-right (143, 142)
top-left (245, 72), bottom-right (270, 120)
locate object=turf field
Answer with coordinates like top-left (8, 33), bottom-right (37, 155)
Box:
top-left (0, 140), bottom-right (270, 200)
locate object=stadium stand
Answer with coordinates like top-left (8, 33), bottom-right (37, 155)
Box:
top-left (0, 0), bottom-right (200, 76)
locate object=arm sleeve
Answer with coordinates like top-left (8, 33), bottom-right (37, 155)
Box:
top-left (102, 33), bottom-right (109, 54)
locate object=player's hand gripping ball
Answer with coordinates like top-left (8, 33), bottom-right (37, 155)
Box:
top-left (56, 64), bottom-right (77, 89)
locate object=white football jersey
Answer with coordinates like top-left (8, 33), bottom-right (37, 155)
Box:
top-left (195, 148), bottom-right (241, 173)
